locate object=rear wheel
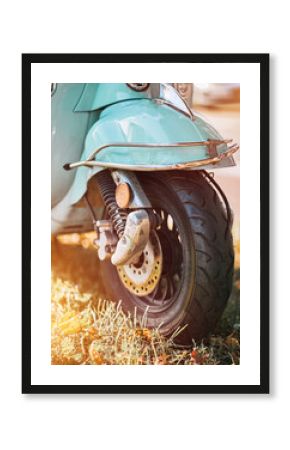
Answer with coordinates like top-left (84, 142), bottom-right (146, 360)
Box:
top-left (100, 171), bottom-right (234, 345)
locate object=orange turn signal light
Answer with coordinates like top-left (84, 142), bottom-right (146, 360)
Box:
top-left (115, 182), bottom-right (131, 208)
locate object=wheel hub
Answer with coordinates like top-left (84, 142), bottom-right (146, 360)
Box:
top-left (117, 231), bottom-right (162, 296)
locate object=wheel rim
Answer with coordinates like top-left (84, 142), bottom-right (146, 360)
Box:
top-left (127, 207), bottom-right (184, 312)
top-left (117, 231), bottom-right (163, 296)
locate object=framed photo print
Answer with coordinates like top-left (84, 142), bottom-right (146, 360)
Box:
top-left (22, 53), bottom-right (269, 394)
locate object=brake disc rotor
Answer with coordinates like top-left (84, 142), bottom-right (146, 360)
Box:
top-left (117, 231), bottom-right (162, 296)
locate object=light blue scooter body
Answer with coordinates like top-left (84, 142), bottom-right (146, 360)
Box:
top-left (51, 83), bottom-right (233, 233)
top-left (51, 83), bottom-right (98, 207)
top-left (69, 98), bottom-right (227, 205)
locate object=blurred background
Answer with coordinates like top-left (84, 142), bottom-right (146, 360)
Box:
top-left (173, 83), bottom-right (240, 246)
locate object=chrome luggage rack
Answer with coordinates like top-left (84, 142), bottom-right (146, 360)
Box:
top-left (63, 139), bottom-right (239, 172)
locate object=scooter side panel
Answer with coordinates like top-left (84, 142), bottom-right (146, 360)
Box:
top-left (51, 83), bottom-right (98, 207)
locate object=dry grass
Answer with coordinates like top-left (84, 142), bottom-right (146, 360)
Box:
top-left (51, 233), bottom-right (240, 365)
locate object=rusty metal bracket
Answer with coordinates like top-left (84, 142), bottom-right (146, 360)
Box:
top-left (207, 139), bottom-right (219, 158)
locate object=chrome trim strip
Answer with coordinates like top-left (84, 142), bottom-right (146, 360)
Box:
top-left (154, 98), bottom-right (194, 120)
top-left (165, 84), bottom-right (194, 119)
top-left (86, 138), bottom-right (233, 162)
top-left (158, 83), bottom-right (194, 119)
top-left (64, 143), bottom-right (239, 172)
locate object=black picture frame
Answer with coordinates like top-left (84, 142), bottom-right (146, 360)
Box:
top-left (22, 53), bottom-right (269, 394)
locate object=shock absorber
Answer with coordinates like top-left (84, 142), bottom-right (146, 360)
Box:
top-left (95, 170), bottom-right (127, 237)
top-left (93, 170), bottom-right (163, 264)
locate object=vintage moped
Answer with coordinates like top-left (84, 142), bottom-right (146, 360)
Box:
top-left (51, 83), bottom-right (239, 344)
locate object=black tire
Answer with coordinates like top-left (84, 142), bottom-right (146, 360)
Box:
top-left (100, 171), bottom-right (234, 345)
